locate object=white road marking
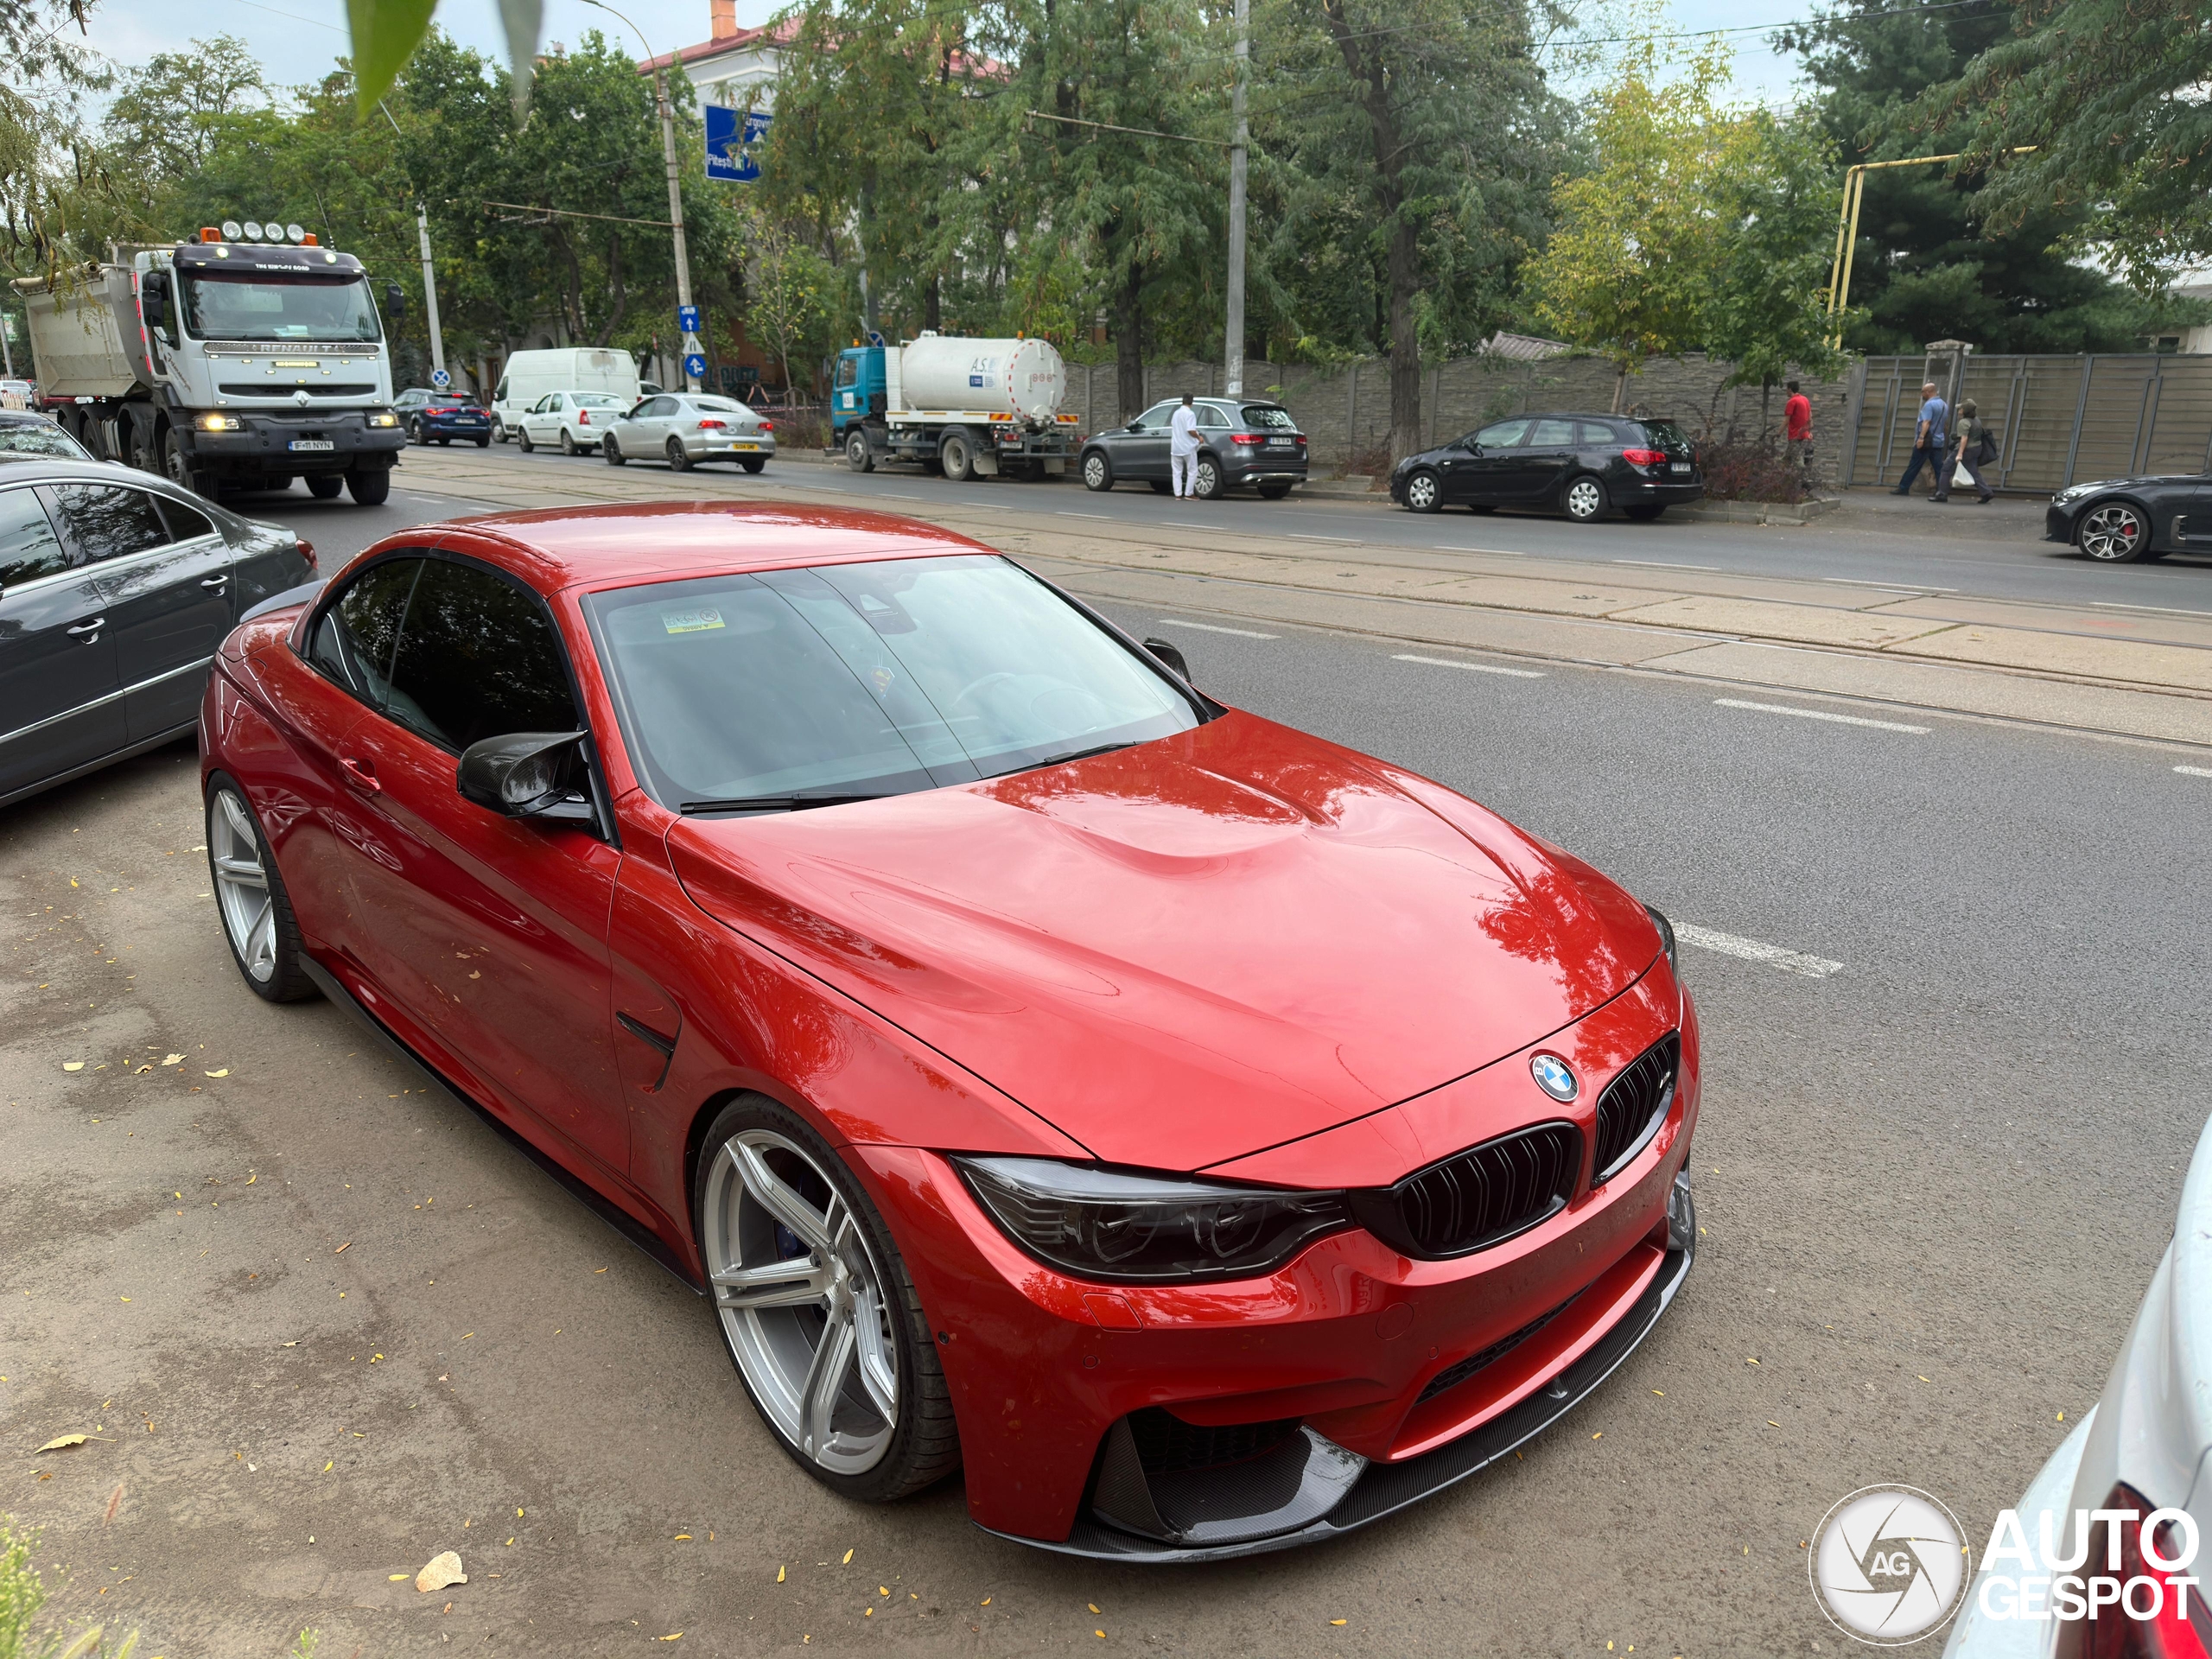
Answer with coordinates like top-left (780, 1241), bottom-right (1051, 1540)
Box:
top-left (1614, 559), bottom-right (1718, 571)
top-left (1288, 532), bottom-right (1362, 543)
top-left (1435, 544), bottom-right (1523, 555)
top-left (1164, 521), bottom-right (1213, 530)
top-left (2094, 601), bottom-right (2212, 619)
top-left (1394, 653), bottom-right (1546, 678)
top-left (1058, 511), bottom-right (1113, 520)
top-left (2177, 766), bottom-right (2212, 779)
top-left (1823, 576), bottom-right (1957, 593)
top-left (1674, 923), bottom-right (1844, 980)
top-left (1154, 618), bottom-right (1278, 639)
top-left (1714, 697), bottom-right (1929, 734)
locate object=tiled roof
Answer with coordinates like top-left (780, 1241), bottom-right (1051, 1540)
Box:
top-left (638, 19), bottom-right (795, 75)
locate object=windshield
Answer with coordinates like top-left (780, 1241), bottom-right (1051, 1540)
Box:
top-left (180, 273), bottom-right (381, 343)
top-left (1240, 405), bottom-right (1295, 429)
top-left (0, 419), bottom-right (89, 458)
top-left (586, 554), bottom-right (1200, 809)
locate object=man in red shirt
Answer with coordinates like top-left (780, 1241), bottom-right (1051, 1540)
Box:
top-left (1783, 379), bottom-right (1815, 493)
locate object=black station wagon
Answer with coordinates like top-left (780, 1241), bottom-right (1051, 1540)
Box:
top-left (1390, 412), bottom-right (1704, 522)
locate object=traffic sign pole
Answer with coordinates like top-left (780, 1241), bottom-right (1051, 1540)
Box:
top-left (416, 202), bottom-right (448, 386)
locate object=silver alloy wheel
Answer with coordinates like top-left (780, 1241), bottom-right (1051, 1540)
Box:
top-left (1566, 476), bottom-right (1605, 520)
top-left (703, 1130), bottom-right (899, 1475)
top-left (1405, 470), bottom-right (1440, 511)
top-left (1083, 452), bottom-right (1109, 490)
top-left (1196, 457), bottom-right (1220, 497)
top-left (210, 788), bottom-right (277, 984)
top-left (2081, 503), bottom-right (2145, 561)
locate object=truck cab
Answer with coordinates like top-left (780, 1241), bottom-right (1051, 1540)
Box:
top-left (830, 346), bottom-right (886, 441)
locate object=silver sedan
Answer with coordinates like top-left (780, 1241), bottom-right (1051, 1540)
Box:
top-left (602, 394), bottom-right (775, 473)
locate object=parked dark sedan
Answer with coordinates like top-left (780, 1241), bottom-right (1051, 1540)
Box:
top-left (392, 388), bottom-right (493, 448)
top-left (2044, 474), bottom-right (2212, 563)
top-left (1080, 397), bottom-right (1308, 499)
top-left (0, 456), bottom-right (316, 809)
top-left (1391, 412), bottom-right (1703, 522)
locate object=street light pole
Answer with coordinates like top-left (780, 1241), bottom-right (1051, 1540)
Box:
top-left (1224, 0), bottom-right (1249, 397)
top-left (416, 202), bottom-right (448, 384)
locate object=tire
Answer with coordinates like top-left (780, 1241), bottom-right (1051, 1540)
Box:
top-left (474, 435), bottom-right (490, 448)
top-left (437, 437), bottom-right (451, 446)
top-left (559, 429), bottom-right (578, 456)
top-left (1402, 468), bottom-right (1443, 513)
top-left (491, 418), bottom-right (508, 444)
top-left (846, 429), bottom-right (875, 473)
top-left (1193, 455), bottom-right (1224, 499)
top-left (603, 435), bottom-right (626, 466)
top-left (1624, 504), bottom-right (1663, 522)
top-left (518, 427), bottom-right (535, 454)
top-left (1081, 450), bottom-right (1113, 492)
top-left (205, 774), bottom-right (318, 1004)
top-left (740, 456), bottom-right (766, 474)
top-left (695, 1096), bottom-right (959, 1503)
top-left (1563, 474), bottom-right (1610, 523)
top-left (161, 429), bottom-right (215, 500)
top-left (1257, 482), bottom-right (1293, 499)
top-left (408, 419), bottom-right (426, 446)
top-left (940, 431), bottom-right (976, 483)
top-left (307, 474), bottom-right (344, 499)
top-left (345, 467), bottom-right (391, 506)
top-left (2079, 502), bottom-right (2151, 562)
top-left (666, 437), bottom-right (692, 473)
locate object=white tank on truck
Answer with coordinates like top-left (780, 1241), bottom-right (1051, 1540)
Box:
top-left (15, 225), bottom-right (407, 505)
top-left (830, 332), bottom-right (1080, 481)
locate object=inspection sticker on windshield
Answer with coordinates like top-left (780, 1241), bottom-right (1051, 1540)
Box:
top-left (662, 607), bottom-right (726, 635)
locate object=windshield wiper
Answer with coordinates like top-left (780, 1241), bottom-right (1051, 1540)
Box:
top-left (678, 793), bottom-right (890, 815)
top-left (992, 740), bottom-right (1138, 779)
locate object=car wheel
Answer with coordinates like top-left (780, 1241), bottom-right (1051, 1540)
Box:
top-left (1257, 482), bottom-right (1293, 499)
top-left (846, 429), bottom-right (875, 473)
top-left (491, 418), bottom-right (507, 443)
top-left (1081, 450), bottom-right (1112, 492)
top-left (518, 427), bottom-right (535, 453)
top-left (160, 429), bottom-right (214, 499)
top-left (696, 1096), bottom-right (959, 1502)
top-left (474, 435), bottom-right (490, 448)
top-left (344, 467), bottom-right (391, 505)
top-left (666, 437), bottom-right (692, 472)
top-left (740, 456), bottom-right (766, 474)
top-left (307, 474), bottom-right (344, 499)
top-left (603, 435), bottom-right (626, 467)
top-left (1194, 455), bottom-right (1224, 499)
top-left (2079, 502), bottom-right (2150, 562)
top-left (1403, 468), bottom-right (1442, 513)
top-left (1563, 474), bottom-right (1610, 523)
top-left (559, 429), bottom-right (578, 456)
top-left (410, 419), bottom-right (429, 446)
top-left (206, 774), bottom-right (317, 1004)
top-left (940, 431), bottom-right (976, 482)
top-left (1624, 504), bottom-right (1663, 522)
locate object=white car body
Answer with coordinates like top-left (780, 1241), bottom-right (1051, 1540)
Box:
top-left (1945, 1110), bottom-right (2212, 1656)
top-left (515, 391), bottom-right (627, 454)
top-left (491, 347), bottom-right (639, 442)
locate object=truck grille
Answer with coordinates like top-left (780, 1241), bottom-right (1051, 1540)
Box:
top-left (1351, 1122), bottom-right (1580, 1260)
top-left (219, 384), bottom-right (379, 397)
top-left (1592, 1033), bottom-right (1680, 1185)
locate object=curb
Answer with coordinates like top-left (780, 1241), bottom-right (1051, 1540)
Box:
top-left (1668, 497), bottom-right (1839, 527)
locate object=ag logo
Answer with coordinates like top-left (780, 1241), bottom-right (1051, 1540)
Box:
top-left (1810, 1484), bottom-right (1969, 1644)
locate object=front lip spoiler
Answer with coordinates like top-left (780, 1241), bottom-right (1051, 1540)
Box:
top-left (980, 1175), bottom-right (1695, 1562)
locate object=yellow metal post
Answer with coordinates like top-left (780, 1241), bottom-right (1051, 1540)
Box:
top-left (1823, 149), bottom-right (2036, 347)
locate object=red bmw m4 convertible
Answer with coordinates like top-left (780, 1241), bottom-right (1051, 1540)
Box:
top-left (199, 501), bottom-right (1698, 1559)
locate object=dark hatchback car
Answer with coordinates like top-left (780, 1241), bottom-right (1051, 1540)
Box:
top-left (1391, 413), bottom-right (1703, 522)
top-left (393, 388), bottom-right (493, 448)
top-left (0, 457), bottom-right (316, 809)
top-left (1080, 397), bottom-right (1309, 499)
top-left (2044, 473), bottom-right (2212, 563)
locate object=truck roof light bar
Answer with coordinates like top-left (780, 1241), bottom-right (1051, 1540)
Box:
top-left (200, 227), bottom-right (221, 243)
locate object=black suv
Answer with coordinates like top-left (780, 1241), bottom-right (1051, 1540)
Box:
top-left (1080, 397), bottom-right (1309, 499)
top-left (1390, 412), bottom-right (1702, 522)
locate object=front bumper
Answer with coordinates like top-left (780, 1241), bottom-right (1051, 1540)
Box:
top-left (182, 410), bottom-right (405, 472)
top-left (2044, 503), bottom-right (2076, 543)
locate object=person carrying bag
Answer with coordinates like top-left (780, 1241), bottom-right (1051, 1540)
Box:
top-left (1936, 399), bottom-right (1996, 505)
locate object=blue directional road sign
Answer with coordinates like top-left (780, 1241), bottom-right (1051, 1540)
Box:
top-left (705, 106), bottom-right (772, 183)
top-left (430, 367), bottom-right (450, 388)
top-left (683, 353), bottom-right (708, 381)
top-left (677, 304), bottom-right (700, 334)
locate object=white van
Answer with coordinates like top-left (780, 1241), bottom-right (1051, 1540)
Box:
top-left (491, 348), bottom-right (640, 443)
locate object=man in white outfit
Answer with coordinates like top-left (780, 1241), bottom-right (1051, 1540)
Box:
top-left (1168, 393), bottom-right (1201, 498)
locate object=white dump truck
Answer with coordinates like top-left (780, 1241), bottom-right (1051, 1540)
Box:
top-left (828, 333), bottom-right (1080, 480)
top-left (15, 228), bottom-right (407, 504)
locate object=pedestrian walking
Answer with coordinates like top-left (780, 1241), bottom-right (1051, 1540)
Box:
top-left (1169, 393), bottom-right (1201, 499)
top-left (1783, 378), bottom-right (1815, 493)
top-left (1934, 398), bottom-right (1996, 504)
top-left (1891, 381), bottom-right (1948, 496)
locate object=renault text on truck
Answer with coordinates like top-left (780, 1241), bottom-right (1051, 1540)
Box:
top-left (831, 333), bottom-right (1080, 480)
top-left (14, 224), bottom-right (405, 505)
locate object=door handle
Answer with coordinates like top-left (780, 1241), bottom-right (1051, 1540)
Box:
top-left (67, 617), bottom-right (105, 639)
top-left (200, 575), bottom-right (230, 588)
top-left (340, 755), bottom-right (380, 792)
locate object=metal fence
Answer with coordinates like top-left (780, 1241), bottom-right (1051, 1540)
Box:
top-left (1843, 352), bottom-right (2212, 493)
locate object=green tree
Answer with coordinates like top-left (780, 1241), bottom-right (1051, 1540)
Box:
top-left (101, 35), bottom-right (268, 188)
top-left (1700, 110), bottom-right (1847, 414)
top-left (735, 199), bottom-right (847, 393)
top-left (1, 0), bottom-right (133, 277)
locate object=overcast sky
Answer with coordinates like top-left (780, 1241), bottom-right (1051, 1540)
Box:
top-left (81, 0), bottom-right (1807, 109)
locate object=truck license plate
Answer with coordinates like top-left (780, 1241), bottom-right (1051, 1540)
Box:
top-left (289, 439), bottom-right (334, 452)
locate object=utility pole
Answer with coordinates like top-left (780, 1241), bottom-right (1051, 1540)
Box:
top-left (416, 203), bottom-right (448, 384)
top-left (587, 0), bottom-right (701, 391)
top-left (1224, 0), bottom-right (1249, 397)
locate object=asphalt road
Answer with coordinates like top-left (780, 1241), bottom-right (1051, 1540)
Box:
top-left (3, 476), bottom-right (2208, 1656)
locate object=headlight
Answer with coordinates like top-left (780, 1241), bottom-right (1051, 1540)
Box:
top-left (367, 410), bottom-right (399, 428)
top-left (195, 412), bottom-right (240, 431)
top-left (2051, 485), bottom-right (2092, 504)
top-left (1644, 904), bottom-right (1678, 979)
top-left (954, 1156), bottom-right (1349, 1283)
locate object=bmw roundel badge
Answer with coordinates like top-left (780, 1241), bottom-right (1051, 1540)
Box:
top-left (1530, 1053), bottom-right (1578, 1103)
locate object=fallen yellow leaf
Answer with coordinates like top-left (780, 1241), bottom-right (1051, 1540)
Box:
top-left (416, 1550), bottom-right (466, 1593)
top-left (390, 1574), bottom-right (410, 1582)
top-left (776, 1566), bottom-right (785, 1583)
top-left (658, 1638), bottom-right (682, 1644)
top-left (162, 1054), bottom-right (183, 1065)
top-left (842, 1548), bottom-right (854, 1565)
top-left (205, 1069), bottom-right (228, 1078)
top-left (1768, 1421), bottom-right (1782, 1428)
top-left (675, 1535), bottom-right (692, 1541)
top-left (981, 1598), bottom-right (991, 1606)
top-left (1330, 1618), bottom-right (1347, 1626)
top-left (36, 1434), bottom-right (87, 1452)
top-left (1089, 1604), bottom-right (1100, 1613)
top-left (322, 1461), bottom-right (332, 1471)
top-left (62, 1062), bottom-right (83, 1072)
top-left (864, 1609), bottom-right (874, 1618)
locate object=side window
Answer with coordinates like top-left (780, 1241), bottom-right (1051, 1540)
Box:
top-left (648, 397), bottom-right (677, 417)
top-left (833, 357), bottom-right (858, 390)
top-left (1197, 404), bottom-right (1232, 429)
top-left (1526, 417), bottom-right (1578, 447)
top-left (41, 485), bottom-right (171, 564)
top-left (383, 559), bottom-right (582, 753)
top-left (308, 557), bottom-right (421, 706)
top-left (0, 486), bottom-right (67, 588)
top-left (1133, 402), bottom-right (1177, 429)
top-left (1574, 420), bottom-right (1621, 447)
top-left (1471, 419), bottom-right (1530, 448)
top-left (156, 496), bottom-right (219, 543)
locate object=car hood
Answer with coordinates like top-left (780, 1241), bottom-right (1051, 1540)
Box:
top-left (2066, 474), bottom-right (2205, 495)
top-left (667, 711), bottom-right (1659, 1170)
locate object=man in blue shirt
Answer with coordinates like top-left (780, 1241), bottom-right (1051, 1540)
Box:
top-left (1891, 382), bottom-right (1949, 496)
